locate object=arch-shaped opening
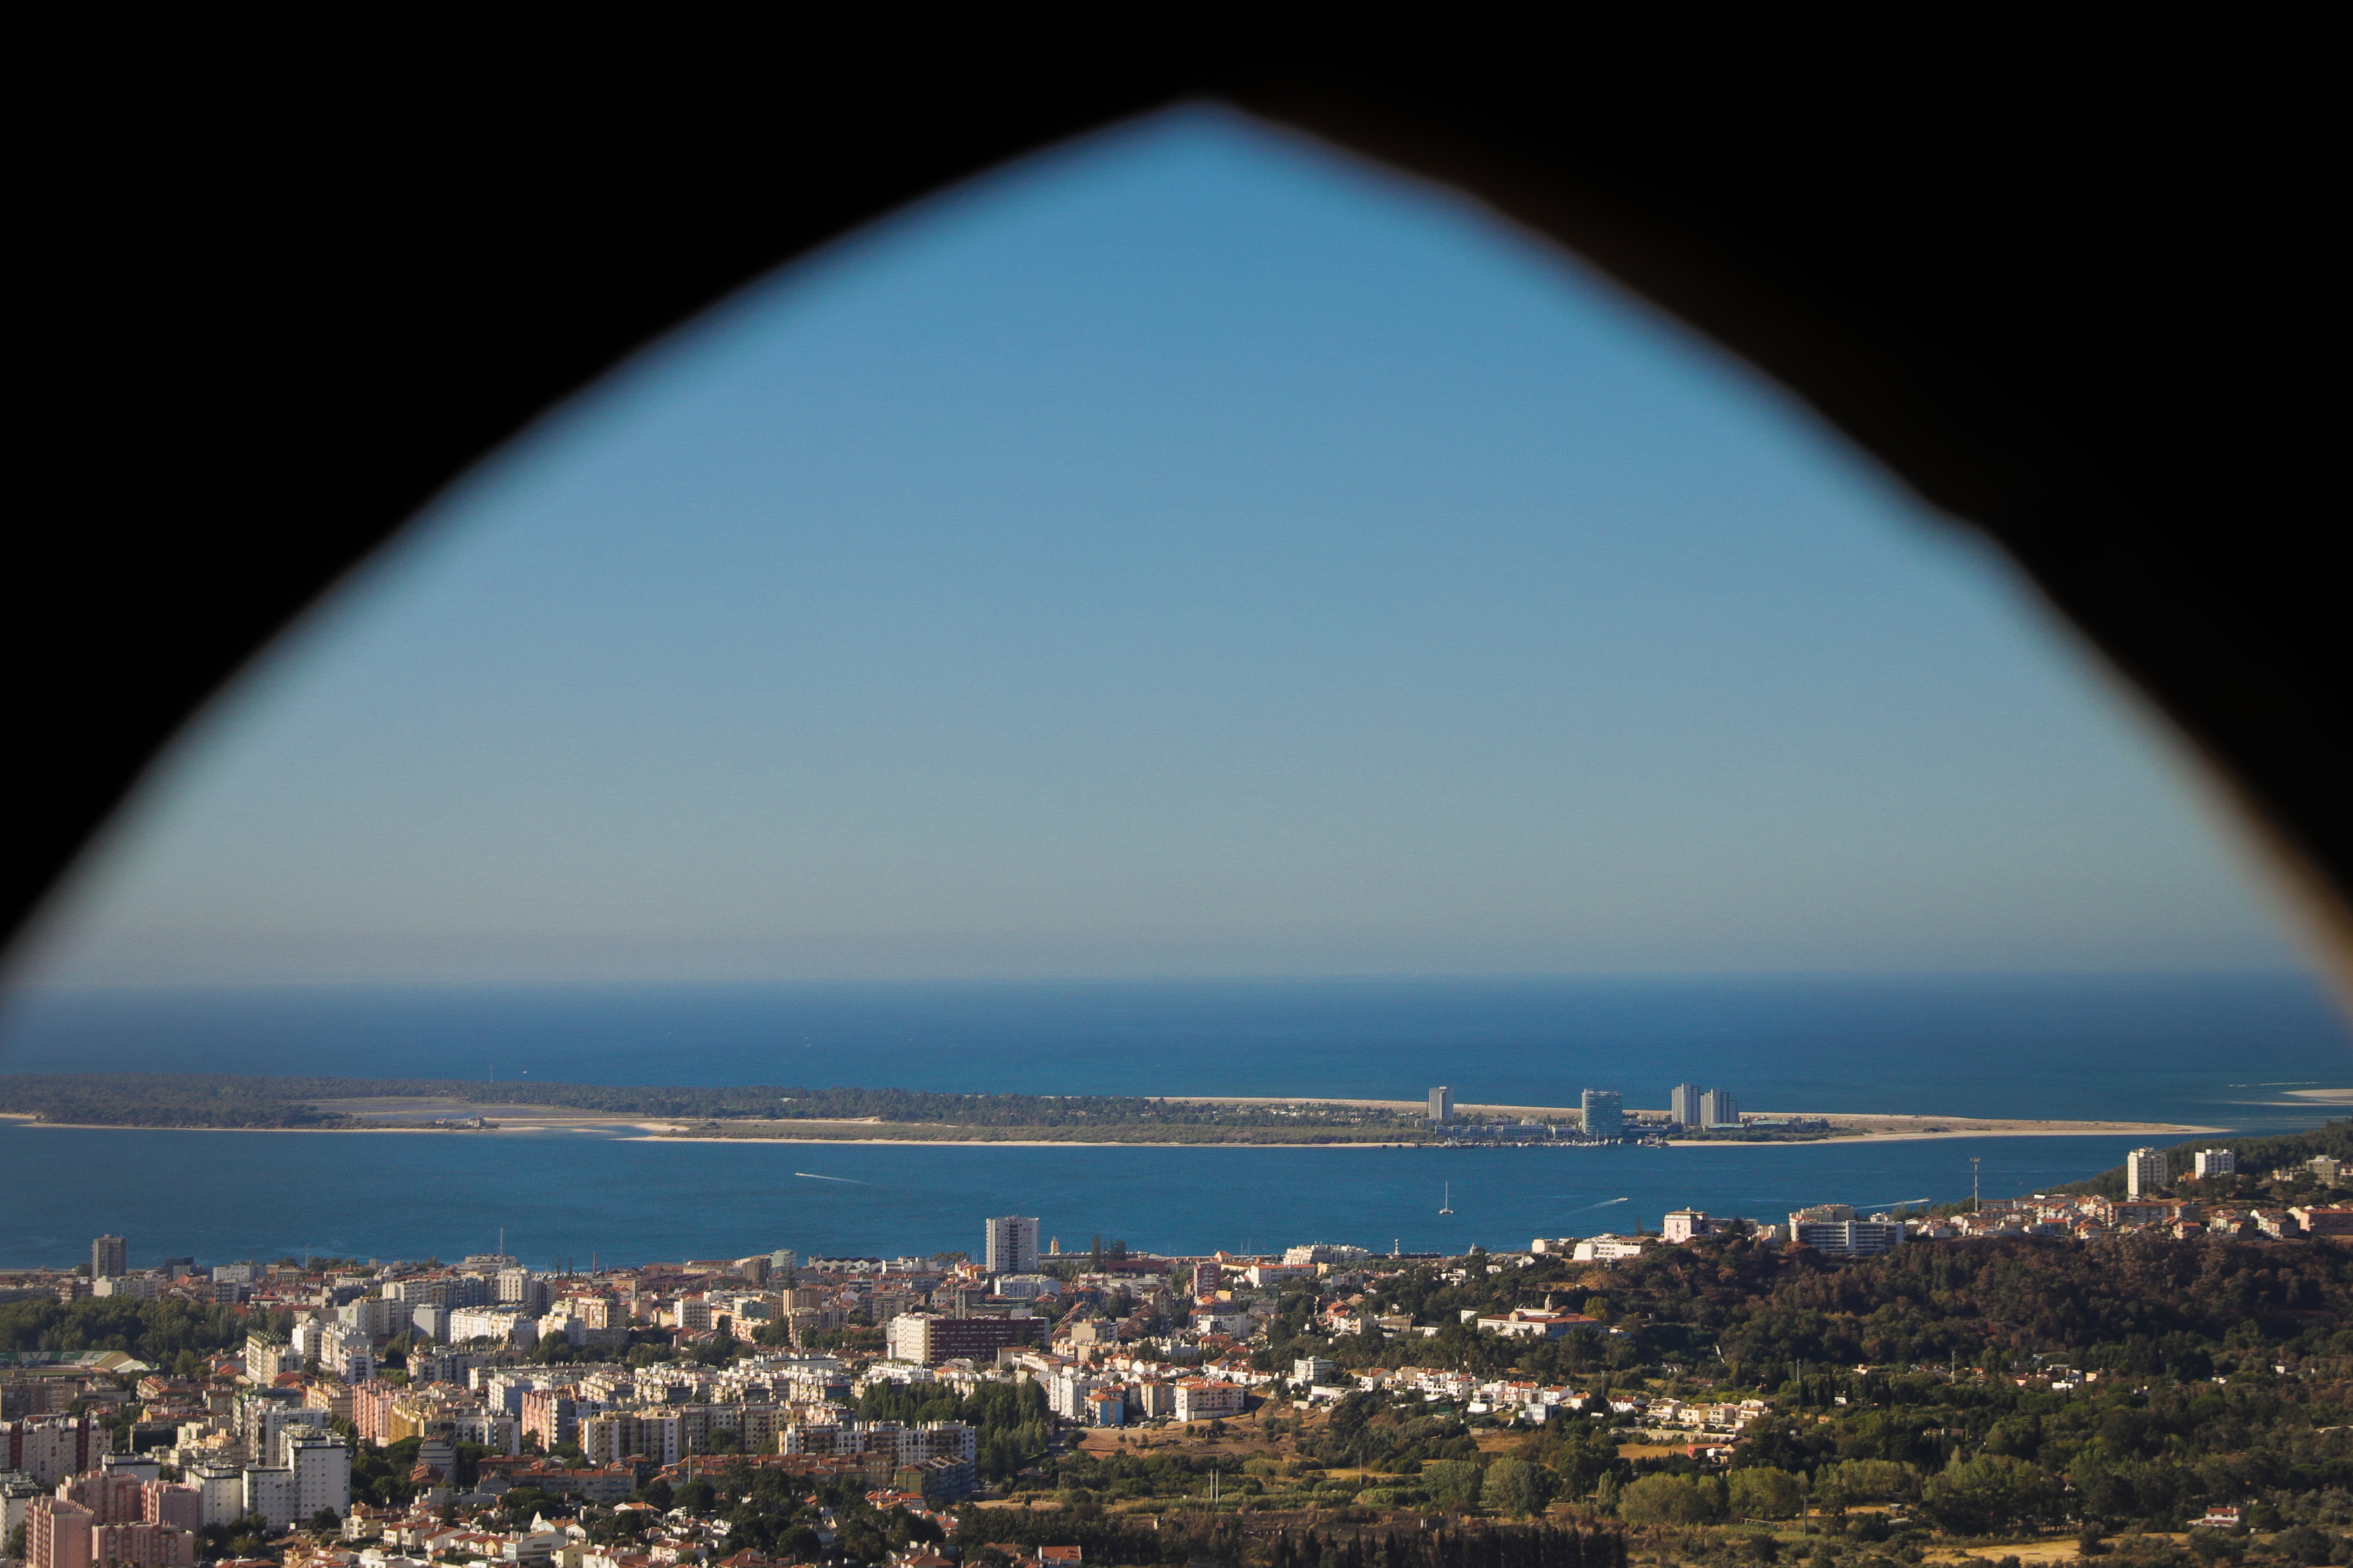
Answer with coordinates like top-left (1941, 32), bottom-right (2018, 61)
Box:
top-left (2, 105), bottom-right (2344, 1270)
top-left (9, 69), bottom-right (2344, 980)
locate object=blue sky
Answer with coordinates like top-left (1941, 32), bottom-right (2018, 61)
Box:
top-left (14, 109), bottom-right (2307, 985)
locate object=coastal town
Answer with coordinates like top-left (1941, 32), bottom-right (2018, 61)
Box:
top-left (9, 1133), bottom-right (2353, 1568)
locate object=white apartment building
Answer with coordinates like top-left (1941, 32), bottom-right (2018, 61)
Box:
top-left (1172, 1380), bottom-right (1245, 1423)
top-left (285, 1434), bottom-right (350, 1520)
top-left (2126, 1147), bottom-right (2171, 1198)
top-left (781, 1419), bottom-right (975, 1464)
top-left (242, 1466), bottom-right (295, 1530)
top-left (245, 1333), bottom-right (295, 1381)
top-left (448, 1307), bottom-right (534, 1346)
top-left (336, 1296), bottom-right (405, 1340)
top-left (241, 1399), bottom-right (331, 1464)
top-left (1793, 1219), bottom-right (1905, 1256)
top-left (482, 1372), bottom-right (544, 1417)
top-left (582, 1411), bottom-right (682, 1467)
top-left (184, 1463), bottom-right (245, 1527)
top-left (2194, 1148), bottom-right (2237, 1178)
top-left (1046, 1367), bottom-right (1101, 1420)
top-left (983, 1216), bottom-right (1039, 1276)
top-left (1699, 1089), bottom-right (1739, 1129)
top-left (496, 1270), bottom-right (546, 1313)
top-left (1662, 1210), bottom-right (1719, 1243)
top-left (1669, 1085), bottom-right (1702, 1128)
top-left (1571, 1235), bottom-right (1653, 1262)
top-left (312, 1325), bottom-right (374, 1383)
top-left (538, 1310), bottom-right (593, 1347)
top-left (451, 1410), bottom-right (520, 1456)
top-left (883, 1316), bottom-right (928, 1365)
top-left (1, 1417), bottom-right (112, 1487)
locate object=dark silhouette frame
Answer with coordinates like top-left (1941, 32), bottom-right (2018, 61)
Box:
top-left (11, 34), bottom-right (2340, 980)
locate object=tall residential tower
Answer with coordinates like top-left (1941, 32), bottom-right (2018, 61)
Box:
top-left (91, 1236), bottom-right (126, 1279)
top-left (2125, 1147), bottom-right (2171, 1197)
top-left (982, 1216), bottom-right (1039, 1275)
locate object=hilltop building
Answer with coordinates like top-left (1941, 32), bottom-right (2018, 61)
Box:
top-left (2194, 1148), bottom-right (2237, 1179)
top-left (1789, 1206), bottom-right (1904, 1256)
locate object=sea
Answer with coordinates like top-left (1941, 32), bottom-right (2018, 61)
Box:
top-left (1, 973), bottom-right (2347, 1272)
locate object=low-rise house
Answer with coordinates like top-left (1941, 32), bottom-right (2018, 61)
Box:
top-left (1571, 1236), bottom-right (1654, 1262)
top-left (1472, 1307), bottom-right (1599, 1340)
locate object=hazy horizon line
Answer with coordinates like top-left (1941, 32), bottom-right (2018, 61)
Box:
top-left (0, 963), bottom-right (2321, 998)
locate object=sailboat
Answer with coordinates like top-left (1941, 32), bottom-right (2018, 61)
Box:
top-left (1439, 1182), bottom-right (1454, 1215)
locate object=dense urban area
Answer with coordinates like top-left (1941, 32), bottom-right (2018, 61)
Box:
top-left (9, 1126), bottom-right (2353, 1568)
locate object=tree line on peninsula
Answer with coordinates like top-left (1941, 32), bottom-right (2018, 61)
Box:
top-left (0, 1072), bottom-right (1424, 1132)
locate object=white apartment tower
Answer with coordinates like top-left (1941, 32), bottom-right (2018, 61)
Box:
top-left (495, 1268), bottom-right (545, 1312)
top-left (1668, 1085), bottom-right (1703, 1129)
top-left (2126, 1146), bottom-right (2171, 1197)
top-left (1427, 1087), bottom-right (1454, 1125)
top-left (2194, 1147), bottom-right (2237, 1179)
top-left (91, 1236), bottom-right (126, 1279)
top-left (244, 1466), bottom-right (296, 1532)
top-left (1700, 1089), bottom-right (1740, 1129)
top-left (983, 1216), bottom-right (1039, 1276)
top-left (285, 1434), bottom-right (350, 1520)
top-left (1579, 1089), bottom-right (1623, 1140)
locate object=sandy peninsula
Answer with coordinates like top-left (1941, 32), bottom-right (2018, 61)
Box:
top-left (1, 1094), bottom-right (2237, 1146)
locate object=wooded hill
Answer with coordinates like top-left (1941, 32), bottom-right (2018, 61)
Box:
top-left (2064, 1122), bottom-right (2353, 1199)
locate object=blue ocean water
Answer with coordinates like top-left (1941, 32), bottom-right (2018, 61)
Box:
top-left (0, 1121), bottom-right (2157, 1274)
top-left (1, 973), bottom-right (2347, 1270)
top-left (4, 974), bottom-right (2347, 1122)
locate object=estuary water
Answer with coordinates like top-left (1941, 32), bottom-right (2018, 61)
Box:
top-left (1, 972), bottom-right (2347, 1270)
top-left (0, 1121), bottom-right (2158, 1273)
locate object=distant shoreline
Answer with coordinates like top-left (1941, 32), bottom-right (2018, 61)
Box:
top-left (1181, 1096), bottom-right (2222, 1140)
top-left (1, 1107), bottom-right (2221, 1146)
